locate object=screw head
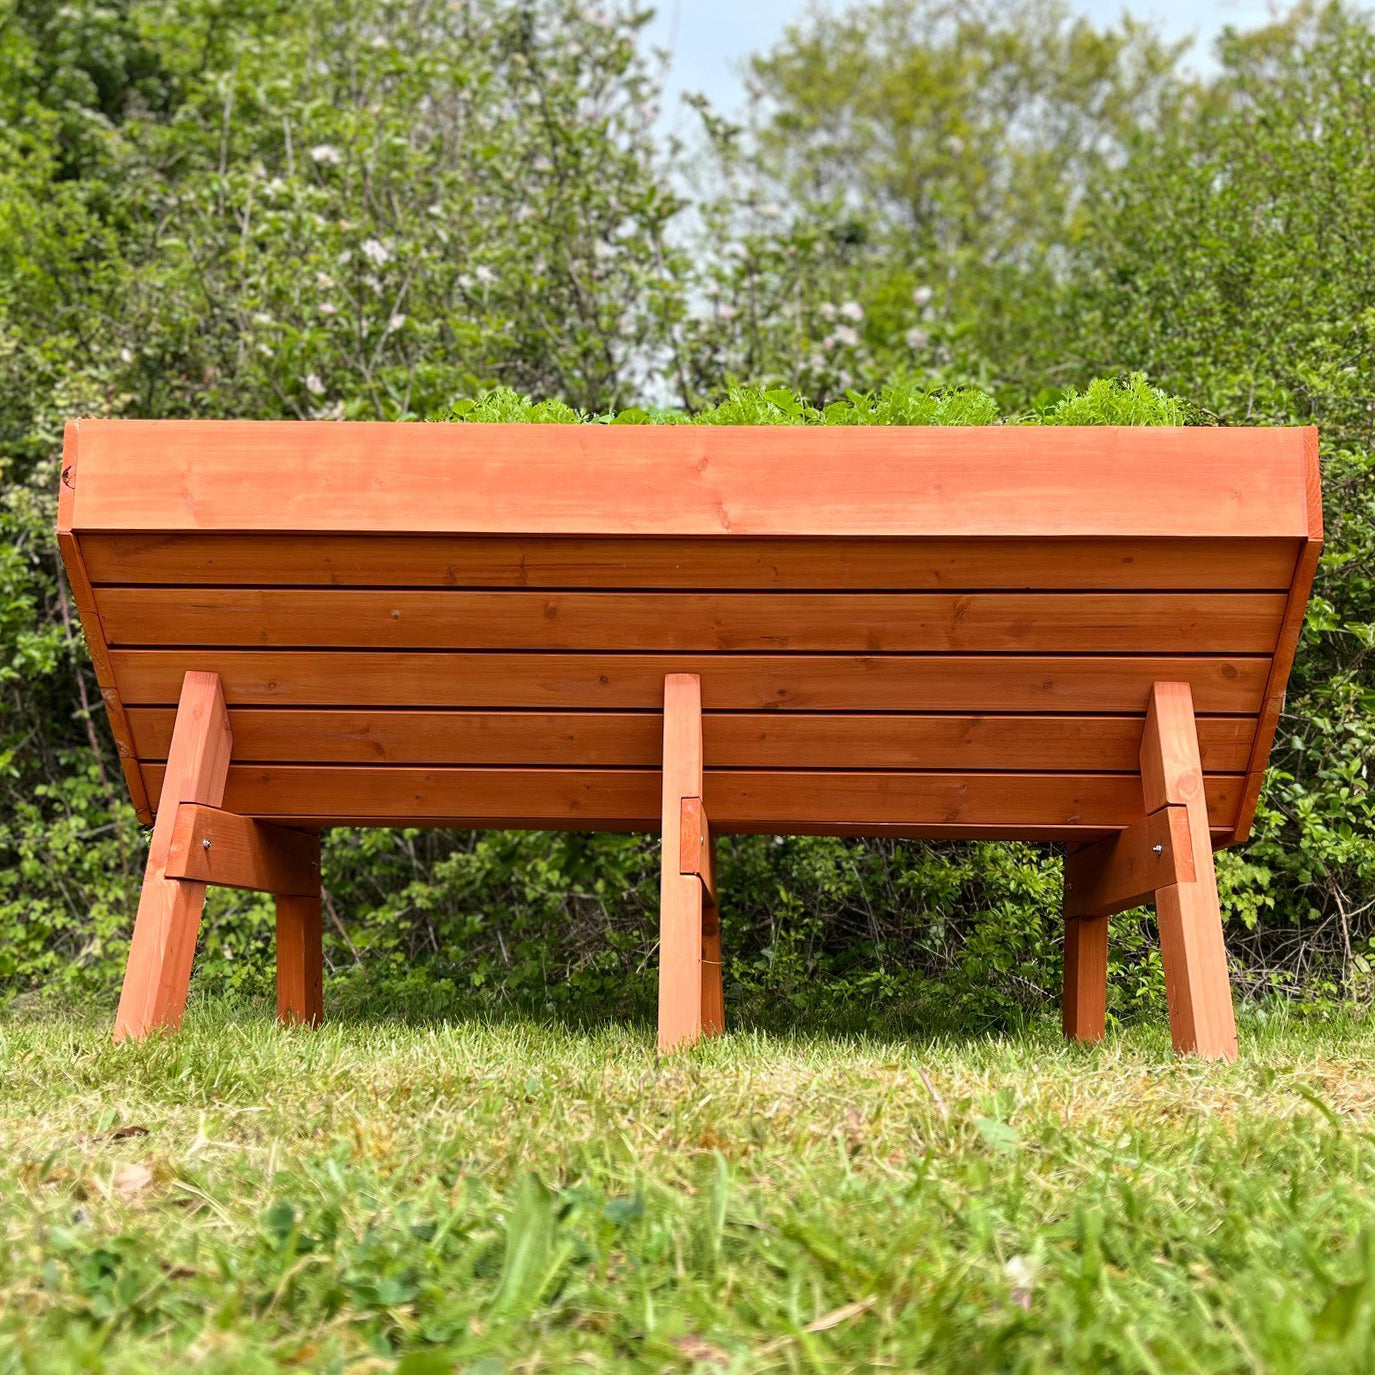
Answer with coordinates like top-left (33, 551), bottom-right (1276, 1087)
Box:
top-left (1152, 844), bottom-right (1163, 854)
top-left (202, 838), bottom-right (212, 850)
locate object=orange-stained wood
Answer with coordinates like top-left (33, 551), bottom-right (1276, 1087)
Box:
top-left (140, 763), bottom-right (1244, 831)
top-left (66, 421), bottom-right (1313, 539)
top-left (1062, 912), bottom-right (1108, 1044)
top-left (700, 852), bottom-right (724, 1037)
top-left (1141, 683), bottom-right (1238, 1059)
top-left (1232, 428), bottom-right (1323, 843)
top-left (1063, 805), bottom-right (1194, 920)
top-left (276, 892), bottom-right (323, 1026)
top-left (678, 796), bottom-right (717, 904)
top-left (165, 804), bottom-right (320, 896)
top-left (108, 650), bottom-right (1272, 715)
top-left (56, 423), bottom-right (152, 821)
top-left (79, 531), bottom-right (1303, 591)
top-left (659, 675), bottom-right (708, 1052)
top-left (94, 587), bottom-right (1288, 654)
top-left (114, 672), bottom-right (232, 1042)
top-left (678, 795), bottom-right (723, 1034)
top-left (123, 708), bottom-right (1258, 773)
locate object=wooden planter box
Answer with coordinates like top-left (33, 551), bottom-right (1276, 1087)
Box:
top-left (58, 420), bottom-right (1322, 1057)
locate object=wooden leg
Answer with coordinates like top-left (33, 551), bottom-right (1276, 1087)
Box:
top-left (1141, 683), bottom-right (1238, 1059)
top-left (659, 674), bottom-right (705, 1052)
top-left (114, 672), bottom-right (232, 1043)
top-left (701, 837), bottom-right (725, 1036)
top-left (1062, 907), bottom-right (1108, 1044)
top-left (276, 898), bottom-right (323, 1026)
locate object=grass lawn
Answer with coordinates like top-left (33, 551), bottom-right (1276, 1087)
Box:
top-left (2, 997), bottom-right (1374, 1373)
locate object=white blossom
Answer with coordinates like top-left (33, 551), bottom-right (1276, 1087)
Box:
top-left (835, 324), bottom-right (859, 347)
top-left (319, 302), bottom-right (337, 316)
top-left (839, 300), bottom-right (864, 322)
top-left (807, 353), bottom-right (826, 372)
top-left (819, 302), bottom-right (837, 322)
top-left (758, 202), bottom-right (782, 219)
top-left (474, 265), bottom-right (497, 285)
top-left (716, 303), bottom-right (738, 321)
top-left (905, 327), bottom-right (930, 349)
top-left (304, 373), bottom-right (326, 396)
top-left (361, 238), bottom-right (392, 266)
top-left (310, 144), bottom-right (342, 165)
top-left (386, 313), bottom-right (406, 333)
top-left (912, 285), bottom-right (934, 307)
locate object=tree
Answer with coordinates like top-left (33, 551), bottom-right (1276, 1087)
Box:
top-left (1061, 1), bottom-right (1375, 989)
top-left (681, 0), bottom-right (1185, 400)
top-left (0, 0), bottom-right (687, 989)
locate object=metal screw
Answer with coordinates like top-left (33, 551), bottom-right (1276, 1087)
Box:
top-left (202, 838), bottom-right (212, 850)
top-left (1152, 844), bottom-right (1163, 854)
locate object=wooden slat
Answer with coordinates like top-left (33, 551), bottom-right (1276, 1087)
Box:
top-left (55, 423), bottom-right (153, 822)
top-left (94, 588), bottom-right (1288, 653)
top-left (109, 651), bottom-right (1271, 713)
top-left (125, 708), bottom-right (1258, 772)
top-left (66, 421), bottom-right (1313, 539)
top-left (141, 764), bottom-right (1244, 831)
top-left (165, 804), bottom-right (320, 896)
top-left (1231, 426), bottom-right (1323, 844)
top-left (79, 532), bottom-right (1302, 592)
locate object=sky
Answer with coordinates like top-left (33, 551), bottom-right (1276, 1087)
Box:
top-left (641, 0), bottom-right (1280, 140)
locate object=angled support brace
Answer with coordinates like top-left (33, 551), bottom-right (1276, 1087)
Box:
top-left (166, 805), bottom-right (323, 1026)
top-left (115, 672), bottom-right (233, 1042)
top-left (680, 796), bottom-right (724, 1035)
top-left (658, 674), bottom-right (725, 1051)
top-left (114, 672), bottom-right (324, 1042)
top-left (1060, 682), bottom-right (1238, 1058)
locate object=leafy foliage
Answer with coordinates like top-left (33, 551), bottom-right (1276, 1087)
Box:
top-left (0, 0), bottom-right (1371, 1028)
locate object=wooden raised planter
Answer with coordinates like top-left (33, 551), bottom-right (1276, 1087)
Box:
top-left (57, 420), bottom-right (1321, 1058)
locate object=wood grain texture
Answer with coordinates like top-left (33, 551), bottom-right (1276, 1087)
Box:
top-left (678, 797), bottom-right (716, 901)
top-left (659, 675), bottom-right (706, 1052)
top-left (1063, 805), bottom-right (1194, 919)
top-left (56, 423), bottom-right (153, 822)
top-left (1231, 428), bottom-right (1324, 843)
top-left (114, 672), bottom-right (232, 1042)
top-left (80, 532), bottom-right (1304, 591)
top-left (94, 587), bottom-right (1288, 654)
top-left (276, 892), bottom-right (323, 1026)
top-left (164, 804), bottom-right (320, 896)
top-left (109, 650), bottom-right (1271, 714)
top-left (66, 420), bottom-right (1313, 538)
top-left (124, 707), bottom-right (1258, 772)
top-left (1141, 683), bottom-right (1238, 1059)
top-left (1062, 913), bottom-right (1108, 1044)
top-left (140, 763), bottom-right (1243, 831)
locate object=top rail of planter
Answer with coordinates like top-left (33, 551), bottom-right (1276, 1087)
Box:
top-left (60, 420), bottom-right (1319, 539)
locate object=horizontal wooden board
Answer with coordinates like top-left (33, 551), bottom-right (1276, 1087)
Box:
top-left (109, 651), bottom-right (1272, 713)
top-left (67, 420), bottom-right (1314, 539)
top-left (95, 588), bottom-right (1288, 654)
top-left (125, 708), bottom-right (1258, 772)
top-left (78, 533), bottom-right (1302, 592)
top-left (140, 764), bottom-right (1243, 833)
